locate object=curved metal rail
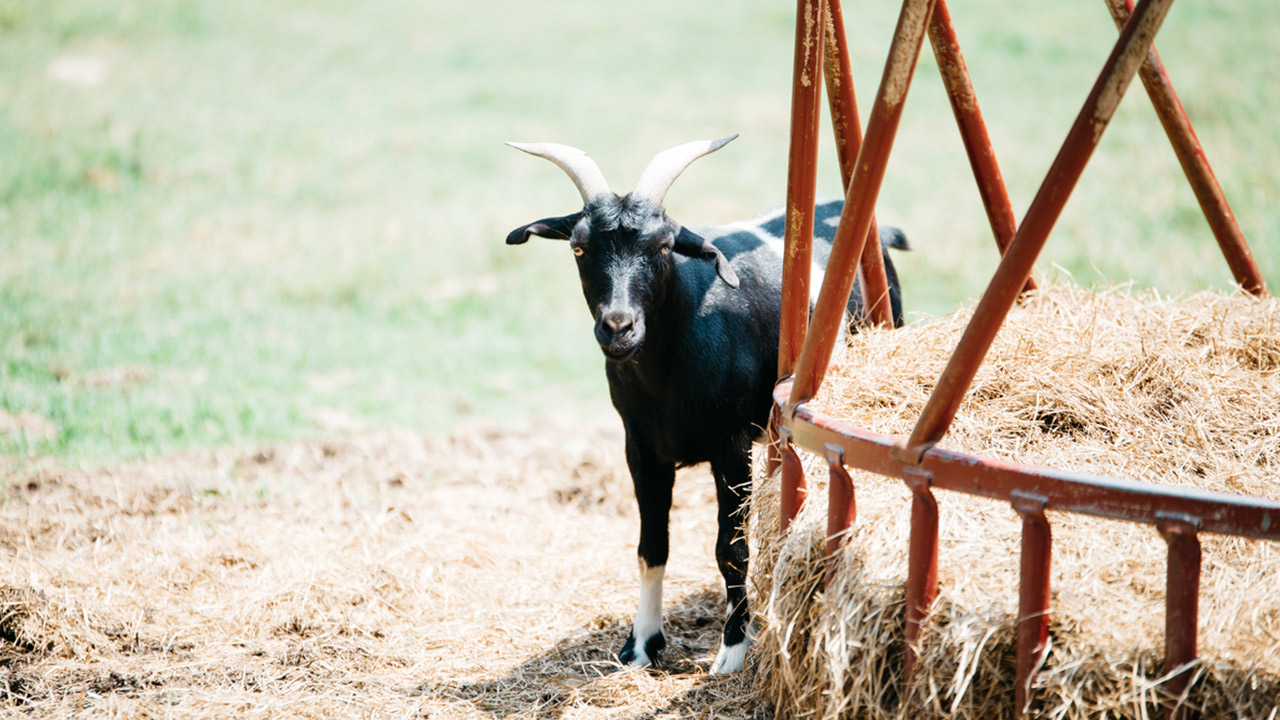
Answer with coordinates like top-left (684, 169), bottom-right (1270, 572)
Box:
top-left (770, 0), bottom-right (1273, 716)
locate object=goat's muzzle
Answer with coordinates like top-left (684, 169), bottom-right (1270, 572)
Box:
top-left (595, 309), bottom-right (644, 362)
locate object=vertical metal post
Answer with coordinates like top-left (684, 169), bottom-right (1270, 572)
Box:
top-left (779, 0), bottom-right (830, 381)
top-left (1103, 0), bottom-right (1268, 297)
top-left (1013, 492), bottom-right (1052, 717)
top-left (779, 427), bottom-right (808, 532)
top-left (926, 0), bottom-right (1035, 293)
top-left (1158, 515), bottom-right (1201, 719)
top-left (824, 444), bottom-right (856, 575)
top-left (776, 0), bottom-right (826, 534)
top-left (898, 0), bottom-right (1177, 464)
top-left (789, 0), bottom-right (941, 407)
top-left (823, 0), bottom-right (894, 327)
top-left (902, 466), bottom-right (939, 681)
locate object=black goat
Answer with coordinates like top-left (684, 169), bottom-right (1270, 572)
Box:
top-left (507, 136), bottom-right (906, 673)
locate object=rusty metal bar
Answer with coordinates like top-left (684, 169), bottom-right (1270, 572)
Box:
top-left (778, 0), bottom-right (830, 381)
top-left (825, 444), bottom-right (857, 574)
top-left (823, 0), bottom-right (895, 327)
top-left (789, 0), bottom-right (941, 408)
top-left (1104, 0), bottom-right (1269, 298)
top-left (774, 381), bottom-right (1280, 542)
top-left (771, 0), bottom-right (1268, 709)
top-left (927, 0), bottom-right (1035, 293)
top-left (1013, 492), bottom-right (1052, 717)
top-left (902, 465), bottom-right (939, 681)
top-left (898, 0), bottom-right (1177, 464)
top-left (1159, 515), bottom-right (1201, 719)
top-left (776, 0), bottom-right (827, 532)
top-left (779, 427), bottom-right (808, 532)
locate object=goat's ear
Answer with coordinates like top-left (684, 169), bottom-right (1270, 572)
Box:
top-left (506, 212), bottom-right (583, 245)
top-left (674, 227), bottom-right (740, 288)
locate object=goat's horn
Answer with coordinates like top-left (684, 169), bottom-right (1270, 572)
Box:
top-left (633, 135), bottom-right (738, 206)
top-left (506, 141), bottom-right (611, 204)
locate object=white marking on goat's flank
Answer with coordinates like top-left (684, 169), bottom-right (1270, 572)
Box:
top-left (809, 261), bottom-right (829, 308)
top-left (632, 560), bottom-right (665, 647)
top-left (734, 219), bottom-right (829, 309)
top-left (759, 234), bottom-right (784, 259)
top-left (717, 205), bottom-right (786, 251)
top-left (713, 203), bottom-right (850, 320)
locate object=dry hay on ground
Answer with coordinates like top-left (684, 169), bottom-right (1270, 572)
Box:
top-left (0, 417), bottom-right (765, 718)
top-left (749, 284), bottom-right (1280, 719)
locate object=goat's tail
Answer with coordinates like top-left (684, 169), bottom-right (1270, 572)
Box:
top-left (879, 225), bottom-right (911, 252)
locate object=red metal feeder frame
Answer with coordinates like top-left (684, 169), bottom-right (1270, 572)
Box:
top-left (769, 0), bottom-right (1275, 717)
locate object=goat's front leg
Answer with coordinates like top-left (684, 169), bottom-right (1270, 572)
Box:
top-left (618, 437), bottom-right (674, 669)
top-left (709, 442), bottom-right (753, 673)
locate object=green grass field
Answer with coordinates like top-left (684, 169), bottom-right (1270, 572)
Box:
top-left (2, 0), bottom-right (1276, 465)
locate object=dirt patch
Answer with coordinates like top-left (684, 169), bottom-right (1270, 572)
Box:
top-left (0, 415), bottom-right (764, 718)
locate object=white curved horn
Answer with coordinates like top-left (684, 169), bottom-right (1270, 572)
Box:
top-left (506, 141), bottom-right (611, 204)
top-left (633, 135), bottom-right (738, 206)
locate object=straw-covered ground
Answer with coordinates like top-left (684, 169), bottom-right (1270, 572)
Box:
top-left (0, 417), bottom-right (766, 718)
top-left (5, 284), bottom-right (1279, 718)
top-left (751, 284), bottom-right (1280, 719)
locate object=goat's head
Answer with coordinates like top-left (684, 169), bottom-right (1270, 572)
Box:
top-left (507, 137), bottom-right (739, 362)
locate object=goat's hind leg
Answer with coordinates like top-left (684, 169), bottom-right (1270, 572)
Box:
top-left (619, 438), bottom-right (674, 669)
top-left (709, 446), bottom-right (753, 673)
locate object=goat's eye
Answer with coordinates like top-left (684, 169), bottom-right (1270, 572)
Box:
top-left (659, 246), bottom-right (672, 256)
top-left (572, 246), bottom-right (584, 257)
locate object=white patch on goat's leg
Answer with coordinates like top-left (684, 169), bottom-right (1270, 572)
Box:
top-left (634, 559), bottom-right (665, 643)
top-left (710, 607), bottom-right (754, 674)
top-left (710, 603), bottom-right (753, 673)
top-left (710, 638), bottom-right (751, 674)
top-left (622, 560), bottom-right (665, 668)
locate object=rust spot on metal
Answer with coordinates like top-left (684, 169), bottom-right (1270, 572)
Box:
top-left (1092, 0), bottom-right (1171, 144)
top-left (822, 4), bottom-right (842, 90)
top-left (800, 0), bottom-right (818, 87)
top-left (881, 0), bottom-right (931, 111)
top-left (940, 62), bottom-right (975, 114)
top-left (786, 206), bottom-right (806, 259)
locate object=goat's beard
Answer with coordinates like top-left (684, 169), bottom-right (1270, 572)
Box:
top-left (601, 343), bottom-right (640, 362)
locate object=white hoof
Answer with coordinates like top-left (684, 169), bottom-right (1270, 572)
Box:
top-left (710, 637), bottom-right (751, 674)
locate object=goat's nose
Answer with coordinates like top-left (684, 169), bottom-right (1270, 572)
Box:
top-left (602, 310), bottom-right (634, 335)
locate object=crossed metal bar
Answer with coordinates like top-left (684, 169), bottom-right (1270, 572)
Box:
top-left (770, 0), bottom-right (1273, 716)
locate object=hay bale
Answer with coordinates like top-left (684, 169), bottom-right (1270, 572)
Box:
top-left (750, 284), bottom-right (1280, 719)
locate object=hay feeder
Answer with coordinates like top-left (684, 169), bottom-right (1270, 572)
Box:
top-left (758, 0), bottom-right (1276, 718)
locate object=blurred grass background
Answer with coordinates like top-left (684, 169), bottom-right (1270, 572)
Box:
top-left (1, 0), bottom-right (1275, 465)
